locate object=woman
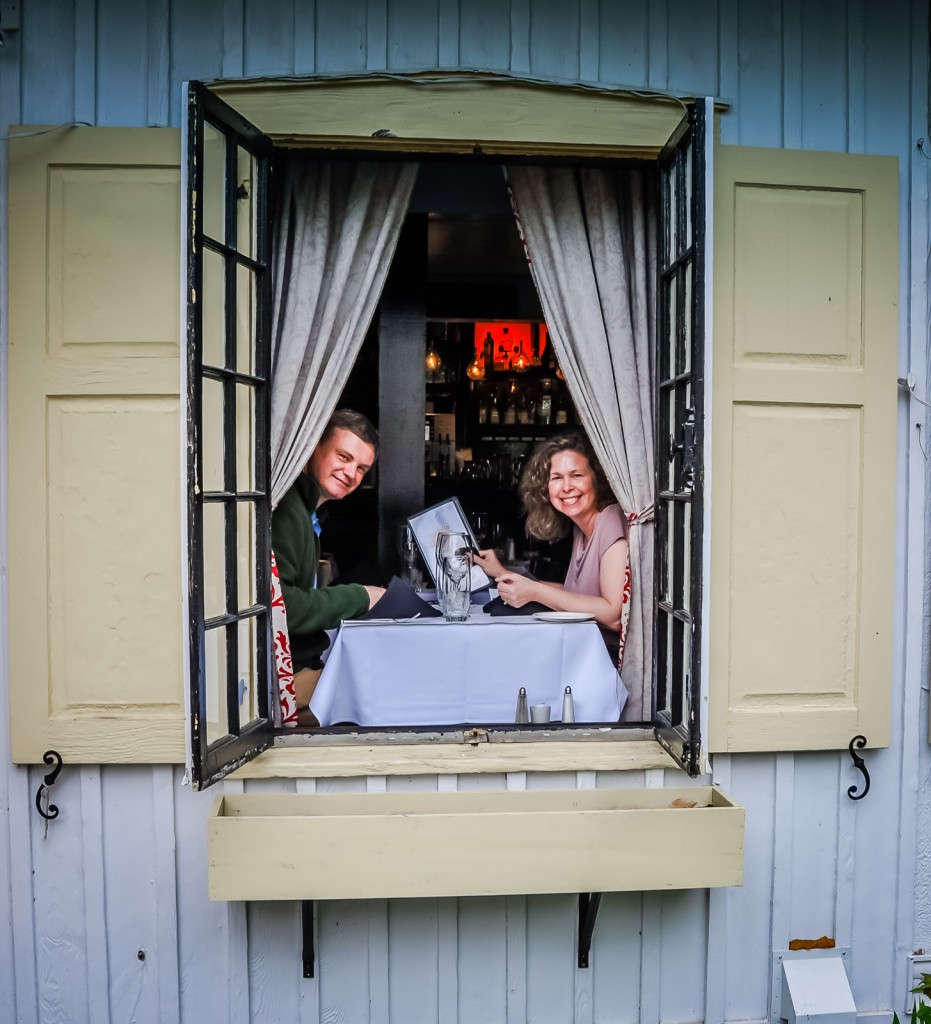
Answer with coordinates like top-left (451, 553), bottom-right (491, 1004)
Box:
top-left (473, 433), bottom-right (629, 661)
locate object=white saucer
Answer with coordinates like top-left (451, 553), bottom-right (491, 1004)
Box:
top-left (533, 611), bottom-right (596, 623)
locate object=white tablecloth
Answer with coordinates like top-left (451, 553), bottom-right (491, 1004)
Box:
top-left (310, 607), bottom-right (628, 727)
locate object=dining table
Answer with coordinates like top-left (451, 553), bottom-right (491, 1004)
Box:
top-left (310, 605), bottom-right (628, 728)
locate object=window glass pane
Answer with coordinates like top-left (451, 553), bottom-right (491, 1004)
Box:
top-left (202, 248), bottom-right (226, 371)
top-left (201, 377), bottom-right (226, 493)
top-left (666, 280), bottom-right (677, 380)
top-left (238, 615), bottom-right (260, 725)
top-left (666, 161), bottom-right (677, 261)
top-left (204, 624), bottom-right (229, 745)
top-left (671, 615), bottom-right (685, 726)
top-left (203, 503), bottom-right (227, 620)
top-left (237, 500), bottom-right (257, 611)
top-left (236, 263), bottom-right (256, 376)
top-left (684, 143), bottom-right (694, 252)
top-left (236, 383), bottom-right (256, 493)
top-left (682, 501), bottom-right (692, 612)
top-left (236, 147), bottom-right (256, 260)
top-left (665, 498), bottom-right (675, 604)
top-left (203, 122), bottom-right (226, 245)
top-left (682, 270), bottom-right (692, 376)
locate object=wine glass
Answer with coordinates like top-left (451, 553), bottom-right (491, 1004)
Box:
top-left (397, 524), bottom-right (423, 590)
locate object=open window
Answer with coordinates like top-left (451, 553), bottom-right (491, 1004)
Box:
top-left (183, 83), bottom-right (276, 786)
top-left (183, 83), bottom-right (711, 789)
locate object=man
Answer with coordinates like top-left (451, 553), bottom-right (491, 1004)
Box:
top-left (272, 409), bottom-right (386, 723)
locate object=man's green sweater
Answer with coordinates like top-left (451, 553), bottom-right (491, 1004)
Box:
top-left (271, 473), bottom-right (369, 669)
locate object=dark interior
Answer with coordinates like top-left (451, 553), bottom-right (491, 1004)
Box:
top-left (326, 161), bottom-right (577, 587)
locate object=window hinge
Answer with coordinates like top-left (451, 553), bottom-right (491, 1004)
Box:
top-left (464, 727), bottom-right (489, 745)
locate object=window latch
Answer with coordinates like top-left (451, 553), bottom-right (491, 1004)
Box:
top-left (669, 408), bottom-right (696, 492)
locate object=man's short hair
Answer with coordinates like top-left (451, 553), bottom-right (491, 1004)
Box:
top-left (320, 408), bottom-right (379, 456)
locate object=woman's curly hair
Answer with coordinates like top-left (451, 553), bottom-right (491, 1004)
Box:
top-left (519, 432), bottom-right (615, 542)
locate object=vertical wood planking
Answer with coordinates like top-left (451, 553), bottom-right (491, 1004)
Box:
top-left (73, 0), bottom-right (96, 124)
top-left (788, 755), bottom-right (841, 938)
top-left (168, 0), bottom-right (227, 126)
top-left (527, 0), bottom-right (580, 82)
top-left (222, 0), bottom-right (245, 78)
top-left (644, 0), bottom-right (667, 92)
top-left (437, 0), bottom-right (459, 67)
top-left (436, 775), bottom-right (459, 1023)
top-left (657, 889), bottom-right (708, 1023)
top-left (509, 0), bottom-right (531, 73)
top-left (315, 0), bottom-right (368, 72)
top-left (846, 0), bottom-right (866, 153)
top-left (596, 0), bottom-right (648, 91)
top-left (293, 1), bottom-right (316, 74)
top-left (147, 0), bottom-right (171, 126)
top-left (8, 768), bottom-right (40, 1024)
top-left (175, 781), bottom-right (239, 1022)
top-left (578, 0), bottom-right (599, 82)
top-left (716, 0), bottom-right (739, 141)
top-left (732, 2), bottom-right (783, 148)
top-left (637, 769), bottom-right (665, 1024)
top-left (770, 754), bottom-right (796, 950)
top-left (720, 755), bottom-right (778, 1022)
top-left (703, 755), bottom-right (730, 1024)
top-left (81, 768), bottom-right (111, 1024)
top-left (665, 0), bottom-right (718, 97)
top-left (152, 767), bottom-right (181, 1021)
top-left (97, 0), bottom-right (150, 126)
top-left (459, 0), bottom-right (512, 71)
top-left (243, 0), bottom-right (300, 77)
top-left (387, 0), bottom-right (439, 69)
top-left (32, 766), bottom-right (92, 1024)
top-left (366, 0), bottom-right (388, 69)
top-left (505, 771), bottom-right (527, 1024)
top-left (295, 778), bottom-right (321, 1024)
top-left (20, 0), bottom-right (76, 125)
top-left (782, 0), bottom-right (803, 148)
top-left (574, 771), bottom-right (596, 1024)
top-left (799, 0), bottom-right (848, 152)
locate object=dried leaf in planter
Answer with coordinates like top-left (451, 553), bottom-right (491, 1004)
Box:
top-left (669, 797), bottom-right (698, 808)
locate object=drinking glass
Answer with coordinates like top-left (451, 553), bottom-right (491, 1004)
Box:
top-left (397, 523), bottom-right (423, 590)
top-left (440, 553), bottom-right (471, 622)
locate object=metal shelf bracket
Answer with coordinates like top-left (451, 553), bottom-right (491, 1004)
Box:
top-left (578, 892), bottom-right (602, 968)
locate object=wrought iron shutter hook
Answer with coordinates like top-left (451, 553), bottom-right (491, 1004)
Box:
top-left (35, 750), bottom-right (63, 835)
top-left (847, 735), bottom-right (870, 800)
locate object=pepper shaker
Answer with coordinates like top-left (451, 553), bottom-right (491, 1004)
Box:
top-left (561, 685), bottom-right (575, 724)
top-left (515, 687), bottom-right (530, 724)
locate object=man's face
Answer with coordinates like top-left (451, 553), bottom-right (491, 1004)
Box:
top-left (306, 427), bottom-right (375, 504)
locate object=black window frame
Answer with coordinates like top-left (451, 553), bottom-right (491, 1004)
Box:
top-left (185, 82), bottom-right (276, 789)
top-left (653, 101), bottom-right (706, 776)
top-left (184, 83), bottom-right (708, 787)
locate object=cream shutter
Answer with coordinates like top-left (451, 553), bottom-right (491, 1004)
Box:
top-left (9, 127), bottom-right (184, 763)
top-left (708, 144), bottom-right (898, 753)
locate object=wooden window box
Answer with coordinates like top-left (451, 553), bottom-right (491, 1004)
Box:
top-left (208, 786), bottom-right (744, 901)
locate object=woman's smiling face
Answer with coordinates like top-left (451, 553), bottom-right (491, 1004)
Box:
top-left (547, 449), bottom-right (598, 525)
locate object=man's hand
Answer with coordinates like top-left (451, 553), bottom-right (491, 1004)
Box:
top-left (363, 585), bottom-right (386, 609)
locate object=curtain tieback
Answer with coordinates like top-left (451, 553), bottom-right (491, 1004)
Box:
top-left (627, 504), bottom-right (654, 526)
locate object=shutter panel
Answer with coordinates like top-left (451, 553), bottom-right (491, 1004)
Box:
top-left (9, 127), bottom-right (184, 763)
top-left (709, 144), bottom-right (898, 752)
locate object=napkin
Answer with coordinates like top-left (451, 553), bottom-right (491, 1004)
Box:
top-left (482, 596), bottom-right (549, 617)
top-left (364, 575), bottom-right (443, 620)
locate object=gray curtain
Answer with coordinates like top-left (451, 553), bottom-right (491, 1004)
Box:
top-left (270, 160), bottom-right (418, 506)
top-left (505, 166), bottom-right (657, 720)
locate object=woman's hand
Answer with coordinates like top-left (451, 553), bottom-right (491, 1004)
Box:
top-left (472, 548), bottom-right (507, 580)
top-left (496, 573), bottom-right (540, 608)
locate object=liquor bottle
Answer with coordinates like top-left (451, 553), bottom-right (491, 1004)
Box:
top-left (438, 434), bottom-right (449, 478)
top-left (503, 387), bottom-right (517, 424)
top-left (555, 390), bottom-right (568, 425)
top-left (446, 434), bottom-right (457, 478)
top-left (489, 390), bottom-right (501, 425)
top-left (518, 390), bottom-right (531, 425)
top-left (477, 391), bottom-right (488, 424)
top-left (538, 380), bottom-right (553, 425)
top-left (482, 332), bottom-right (495, 372)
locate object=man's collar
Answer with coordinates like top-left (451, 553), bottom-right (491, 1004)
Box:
top-left (295, 473), bottom-right (328, 523)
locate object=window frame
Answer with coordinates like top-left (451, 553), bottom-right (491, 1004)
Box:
top-left (184, 82), bottom-right (276, 788)
top-left (184, 81), bottom-right (710, 789)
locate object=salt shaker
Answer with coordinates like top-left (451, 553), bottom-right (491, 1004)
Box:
top-left (515, 687), bottom-right (530, 724)
top-left (561, 685), bottom-right (575, 724)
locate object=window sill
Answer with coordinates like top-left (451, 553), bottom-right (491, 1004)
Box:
top-left (208, 785), bottom-right (744, 901)
top-left (230, 730), bottom-right (676, 779)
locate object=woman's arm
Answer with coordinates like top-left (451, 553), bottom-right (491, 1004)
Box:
top-left (471, 547), bottom-right (509, 580)
top-left (496, 538), bottom-right (629, 632)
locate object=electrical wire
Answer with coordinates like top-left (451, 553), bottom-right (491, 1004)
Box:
top-left (0, 122), bottom-right (93, 142)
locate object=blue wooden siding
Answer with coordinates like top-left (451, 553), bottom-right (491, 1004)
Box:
top-left (0, 2), bottom-right (928, 1022)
